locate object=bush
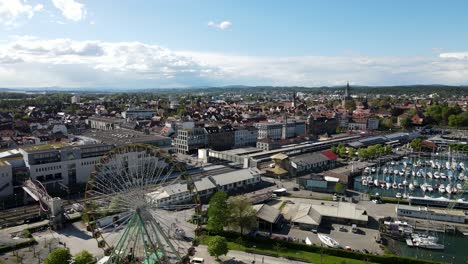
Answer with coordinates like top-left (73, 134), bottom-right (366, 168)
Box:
top-left (44, 248), bottom-right (72, 264)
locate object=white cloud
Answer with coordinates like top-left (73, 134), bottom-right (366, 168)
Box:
top-left (179, 51), bottom-right (468, 86)
top-left (0, 37), bottom-right (218, 88)
top-left (1, 36), bottom-right (468, 88)
top-left (439, 52), bottom-right (468, 60)
top-left (207, 20), bottom-right (232, 30)
top-left (0, 0), bottom-right (43, 26)
top-left (52, 0), bottom-right (86, 21)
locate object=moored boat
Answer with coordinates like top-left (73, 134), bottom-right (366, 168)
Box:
top-left (318, 233), bottom-right (340, 248)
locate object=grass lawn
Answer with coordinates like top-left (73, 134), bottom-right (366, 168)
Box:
top-left (224, 240), bottom-right (376, 264)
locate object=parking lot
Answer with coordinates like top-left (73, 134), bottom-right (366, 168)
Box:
top-left (261, 196), bottom-right (396, 255)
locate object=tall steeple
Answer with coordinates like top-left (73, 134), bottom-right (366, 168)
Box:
top-left (344, 81), bottom-right (351, 99)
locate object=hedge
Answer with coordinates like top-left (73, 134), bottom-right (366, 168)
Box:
top-left (0, 239), bottom-right (36, 254)
top-left (203, 230), bottom-right (440, 264)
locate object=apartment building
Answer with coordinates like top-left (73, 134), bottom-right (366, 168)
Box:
top-left (174, 128), bottom-right (208, 154)
top-left (255, 120), bottom-right (306, 140)
top-left (234, 126), bottom-right (258, 147)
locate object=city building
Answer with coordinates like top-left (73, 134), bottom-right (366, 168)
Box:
top-left (205, 125), bottom-right (235, 151)
top-left (174, 128), bottom-right (208, 154)
top-left (147, 168), bottom-right (263, 206)
top-left (234, 126), bottom-right (258, 147)
top-left (396, 204), bottom-right (465, 224)
top-left (253, 204), bottom-right (283, 234)
top-left (121, 109), bottom-right (156, 120)
top-left (285, 202), bottom-right (368, 230)
top-left (341, 82), bottom-right (353, 107)
top-left (307, 115), bottom-right (339, 137)
top-left (19, 143), bottom-right (114, 188)
top-left (87, 116), bottom-right (125, 130)
top-left (0, 161), bottom-right (13, 197)
top-left (286, 151), bottom-right (338, 177)
top-left (79, 129), bottom-right (172, 150)
top-left (255, 120), bottom-right (306, 140)
top-left (71, 95), bottom-right (80, 104)
top-left (296, 174), bottom-right (341, 193)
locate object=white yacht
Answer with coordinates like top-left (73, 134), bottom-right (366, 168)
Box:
top-left (396, 192), bottom-right (402, 199)
top-left (427, 185), bottom-right (434, 192)
top-left (427, 172), bottom-right (433, 178)
top-left (318, 233), bottom-right (340, 248)
top-left (438, 184), bottom-right (446, 193)
top-left (446, 184), bottom-right (452, 194)
top-left (421, 184), bottom-right (427, 192)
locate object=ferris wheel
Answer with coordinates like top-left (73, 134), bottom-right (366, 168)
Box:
top-left (84, 144), bottom-right (202, 264)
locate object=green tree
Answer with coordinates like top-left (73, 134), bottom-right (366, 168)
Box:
top-left (74, 250), bottom-right (94, 264)
top-left (410, 138), bottom-right (423, 152)
top-left (44, 248), bottom-right (72, 264)
top-left (207, 236), bottom-right (228, 261)
top-left (344, 100), bottom-right (356, 111)
top-left (399, 117), bottom-right (412, 129)
top-left (379, 118), bottom-right (393, 130)
top-left (358, 148), bottom-right (369, 160)
top-left (348, 148), bottom-right (355, 159)
top-left (334, 182), bottom-right (345, 194)
top-left (227, 196), bottom-right (257, 235)
top-left (448, 112), bottom-right (468, 127)
top-left (207, 191), bottom-right (228, 233)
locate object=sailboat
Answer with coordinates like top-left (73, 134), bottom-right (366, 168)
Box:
top-left (427, 184), bottom-right (434, 192)
top-left (438, 184), bottom-right (446, 193)
top-left (445, 184), bottom-right (452, 194)
top-left (421, 183), bottom-right (427, 192)
top-left (427, 171), bottom-right (433, 178)
top-left (458, 172), bottom-right (465, 181)
top-left (440, 173), bottom-right (447, 180)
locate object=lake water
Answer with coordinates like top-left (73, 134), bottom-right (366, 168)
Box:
top-left (352, 155), bottom-right (468, 264)
top-left (398, 233), bottom-right (467, 264)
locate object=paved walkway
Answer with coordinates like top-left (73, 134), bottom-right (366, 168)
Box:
top-left (195, 245), bottom-right (309, 264)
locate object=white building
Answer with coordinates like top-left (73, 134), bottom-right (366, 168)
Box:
top-left (396, 204), bottom-right (465, 224)
top-left (122, 109), bottom-right (156, 120)
top-left (234, 127), bottom-right (258, 147)
top-left (148, 169), bottom-right (262, 206)
top-left (88, 116), bottom-right (125, 130)
top-left (71, 95), bottom-right (80, 104)
top-left (174, 128), bottom-right (208, 154)
top-left (367, 118), bottom-right (380, 130)
top-left (0, 161), bottom-right (13, 197)
top-left (19, 144), bottom-right (114, 187)
top-left (255, 121), bottom-right (306, 140)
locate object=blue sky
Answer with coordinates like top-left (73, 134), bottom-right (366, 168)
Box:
top-left (1, 0), bottom-right (468, 88)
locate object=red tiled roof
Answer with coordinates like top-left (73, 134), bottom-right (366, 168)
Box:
top-left (321, 151), bottom-right (338, 160)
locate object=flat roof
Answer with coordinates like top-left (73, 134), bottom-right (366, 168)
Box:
top-left (81, 129), bottom-right (170, 145)
top-left (314, 202), bottom-right (368, 222)
top-left (396, 204), bottom-right (466, 217)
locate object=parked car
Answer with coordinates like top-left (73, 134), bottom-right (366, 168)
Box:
top-left (191, 257), bottom-right (204, 263)
top-left (293, 187), bottom-right (300, 191)
top-left (339, 226), bottom-right (347, 232)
